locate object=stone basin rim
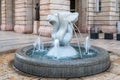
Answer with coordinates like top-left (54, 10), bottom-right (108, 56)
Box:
top-left (13, 44), bottom-right (111, 78)
top-left (14, 44), bottom-right (110, 67)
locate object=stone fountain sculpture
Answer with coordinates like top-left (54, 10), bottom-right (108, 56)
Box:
top-left (46, 12), bottom-right (79, 59)
top-left (47, 12), bottom-right (78, 46)
top-left (14, 12), bottom-right (110, 78)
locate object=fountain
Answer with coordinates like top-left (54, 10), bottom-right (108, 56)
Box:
top-left (14, 12), bottom-right (110, 78)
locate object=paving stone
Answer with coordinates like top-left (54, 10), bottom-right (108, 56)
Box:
top-left (9, 76), bottom-right (17, 80)
top-left (82, 73), bottom-right (120, 80)
top-left (110, 59), bottom-right (120, 75)
top-left (113, 59), bottom-right (120, 64)
top-left (110, 54), bottom-right (120, 62)
top-left (68, 78), bottom-right (83, 80)
top-left (41, 78), bottom-right (67, 80)
top-left (113, 76), bottom-right (120, 80)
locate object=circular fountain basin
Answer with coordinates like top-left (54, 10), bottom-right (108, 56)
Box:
top-left (14, 44), bottom-right (110, 78)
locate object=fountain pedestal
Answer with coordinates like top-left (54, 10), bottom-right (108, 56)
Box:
top-left (47, 46), bottom-right (78, 59)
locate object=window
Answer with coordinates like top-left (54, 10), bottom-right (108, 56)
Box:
top-left (116, 0), bottom-right (119, 12)
top-left (70, 0), bottom-right (76, 12)
top-left (95, 0), bottom-right (101, 12)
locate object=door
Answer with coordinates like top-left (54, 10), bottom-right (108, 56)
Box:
top-left (70, 0), bottom-right (87, 33)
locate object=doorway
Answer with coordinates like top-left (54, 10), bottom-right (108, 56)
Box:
top-left (31, 0), bottom-right (40, 33)
top-left (32, 0), bottom-right (40, 25)
top-left (70, 0), bottom-right (87, 32)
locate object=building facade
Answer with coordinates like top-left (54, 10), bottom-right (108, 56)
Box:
top-left (0, 0), bottom-right (119, 36)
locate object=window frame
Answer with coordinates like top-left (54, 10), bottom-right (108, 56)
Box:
top-left (95, 0), bottom-right (101, 13)
top-left (116, 0), bottom-right (119, 12)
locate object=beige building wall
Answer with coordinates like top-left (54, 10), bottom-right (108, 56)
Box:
top-left (88, 0), bottom-right (119, 33)
top-left (0, 0), bottom-right (120, 35)
top-left (14, 0), bottom-right (33, 33)
top-left (6, 0), bottom-right (14, 31)
top-left (118, 0), bottom-right (120, 24)
top-left (1, 0), bottom-right (14, 31)
top-left (1, 0), bottom-right (39, 34)
top-left (0, 0), bottom-right (1, 29)
top-left (1, 0), bottom-right (6, 30)
top-left (76, 0), bottom-right (88, 32)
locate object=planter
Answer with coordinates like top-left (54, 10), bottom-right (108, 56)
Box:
top-left (104, 33), bottom-right (113, 40)
top-left (116, 34), bottom-right (120, 41)
top-left (90, 33), bottom-right (99, 39)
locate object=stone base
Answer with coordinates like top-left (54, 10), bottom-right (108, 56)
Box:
top-left (104, 33), bottom-right (113, 40)
top-left (33, 21), bottom-right (40, 35)
top-left (47, 46), bottom-right (78, 59)
top-left (1, 24), bottom-right (13, 31)
top-left (14, 25), bottom-right (32, 33)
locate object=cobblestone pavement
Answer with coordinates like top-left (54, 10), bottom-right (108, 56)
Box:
top-left (0, 31), bottom-right (120, 80)
top-left (0, 52), bottom-right (120, 80)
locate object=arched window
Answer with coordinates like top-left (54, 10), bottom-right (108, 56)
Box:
top-left (96, 0), bottom-right (101, 12)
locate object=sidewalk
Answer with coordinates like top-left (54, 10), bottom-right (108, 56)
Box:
top-left (0, 31), bottom-right (51, 53)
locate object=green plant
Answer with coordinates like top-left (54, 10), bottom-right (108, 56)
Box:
top-left (99, 30), bottom-right (103, 33)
